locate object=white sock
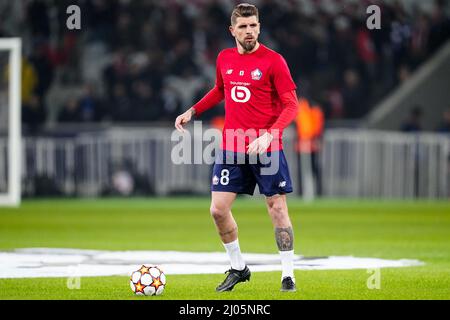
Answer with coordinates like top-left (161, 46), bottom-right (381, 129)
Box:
top-left (279, 250), bottom-right (295, 282)
top-left (223, 239), bottom-right (246, 271)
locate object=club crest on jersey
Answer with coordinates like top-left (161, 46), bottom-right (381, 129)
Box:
top-left (251, 68), bottom-right (262, 80)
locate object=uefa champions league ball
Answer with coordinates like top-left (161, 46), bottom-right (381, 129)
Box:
top-left (130, 265), bottom-right (166, 296)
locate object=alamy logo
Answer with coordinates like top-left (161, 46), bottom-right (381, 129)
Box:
top-left (171, 122), bottom-right (282, 175)
top-left (66, 5), bottom-right (81, 30)
top-left (367, 268), bottom-right (381, 289)
top-left (231, 86), bottom-right (251, 103)
top-left (366, 5), bottom-right (381, 30)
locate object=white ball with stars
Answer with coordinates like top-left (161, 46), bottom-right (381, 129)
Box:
top-left (130, 265), bottom-right (166, 296)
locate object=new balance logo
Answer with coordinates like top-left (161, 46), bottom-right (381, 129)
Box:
top-left (279, 181), bottom-right (287, 188)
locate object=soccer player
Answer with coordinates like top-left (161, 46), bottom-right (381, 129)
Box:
top-left (175, 3), bottom-right (299, 292)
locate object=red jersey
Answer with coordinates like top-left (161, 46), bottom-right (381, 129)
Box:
top-left (195, 44), bottom-right (297, 152)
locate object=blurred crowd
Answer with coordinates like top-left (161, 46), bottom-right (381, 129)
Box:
top-left (0, 0), bottom-right (449, 130)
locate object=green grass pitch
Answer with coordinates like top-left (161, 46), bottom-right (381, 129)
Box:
top-left (0, 197), bottom-right (449, 300)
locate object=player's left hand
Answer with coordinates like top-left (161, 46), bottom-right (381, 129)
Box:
top-left (247, 132), bottom-right (274, 155)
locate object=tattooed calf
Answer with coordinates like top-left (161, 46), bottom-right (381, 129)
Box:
top-left (275, 227), bottom-right (294, 251)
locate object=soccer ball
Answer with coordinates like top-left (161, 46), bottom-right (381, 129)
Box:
top-left (130, 265), bottom-right (166, 296)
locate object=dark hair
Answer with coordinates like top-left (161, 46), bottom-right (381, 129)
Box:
top-left (231, 3), bottom-right (259, 26)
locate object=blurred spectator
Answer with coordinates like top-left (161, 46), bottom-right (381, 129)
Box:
top-left (355, 20), bottom-right (378, 81)
top-left (108, 84), bottom-right (132, 122)
top-left (21, 58), bottom-right (38, 106)
top-left (342, 69), bottom-right (367, 119)
top-left (428, 0), bottom-right (450, 55)
top-left (165, 67), bottom-right (204, 111)
top-left (114, 11), bottom-right (138, 50)
top-left (78, 84), bottom-right (104, 122)
top-left (58, 97), bottom-right (82, 123)
top-left (410, 13), bottom-right (431, 67)
top-left (295, 98), bottom-right (324, 197)
top-left (329, 15), bottom-right (357, 74)
top-left (401, 106), bottom-right (423, 132)
top-left (161, 86), bottom-right (182, 122)
top-left (1, 0), bottom-right (448, 127)
top-left (437, 108), bottom-right (450, 133)
top-left (22, 94), bottom-right (46, 132)
top-left (325, 86), bottom-right (344, 119)
top-left (84, 0), bottom-right (118, 44)
top-left (29, 41), bottom-right (54, 99)
top-left (103, 51), bottom-right (129, 97)
top-left (130, 80), bottom-right (161, 122)
top-left (397, 64), bottom-right (412, 83)
top-left (26, 0), bottom-right (50, 40)
top-left (167, 39), bottom-right (197, 77)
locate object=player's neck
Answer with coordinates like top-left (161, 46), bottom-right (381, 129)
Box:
top-left (237, 42), bottom-right (260, 55)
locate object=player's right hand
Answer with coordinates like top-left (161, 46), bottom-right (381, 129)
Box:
top-left (174, 108), bottom-right (195, 133)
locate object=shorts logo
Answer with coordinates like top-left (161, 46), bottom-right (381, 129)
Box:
top-left (212, 175), bottom-right (219, 185)
top-left (231, 86), bottom-right (251, 103)
top-left (251, 68), bottom-right (262, 80)
top-left (279, 181), bottom-right (287, 188)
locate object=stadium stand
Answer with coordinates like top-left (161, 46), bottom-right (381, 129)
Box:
top-left (0, 0), bottom-right (449, 130)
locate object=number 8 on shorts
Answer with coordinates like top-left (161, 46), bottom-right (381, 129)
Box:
top-left (220, 169), bottom-right (230, 185)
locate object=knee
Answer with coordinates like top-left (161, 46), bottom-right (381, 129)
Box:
top-left (210, 203), bottom-right (229, 221)
top-left (269, 204), bottom-right (285, 220)
top-left (267, 199), bottom-right (287, 222)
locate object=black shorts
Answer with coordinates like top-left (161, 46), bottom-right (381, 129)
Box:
top-left (211, 150), bottom-right (293, 197)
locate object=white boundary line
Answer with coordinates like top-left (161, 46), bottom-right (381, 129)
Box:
top-left (0, 248), bottom-right (425, 279)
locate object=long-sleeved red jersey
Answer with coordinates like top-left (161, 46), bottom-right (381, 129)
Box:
top-left (193, 44), bottom-right (298, 152)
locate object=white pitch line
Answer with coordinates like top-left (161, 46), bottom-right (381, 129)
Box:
top-left (0, 248), bottom-right (424, 279)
